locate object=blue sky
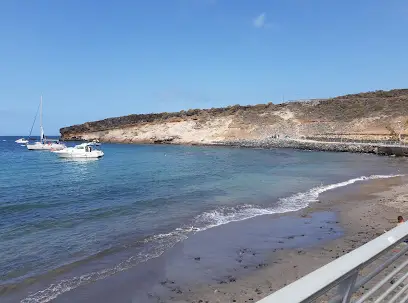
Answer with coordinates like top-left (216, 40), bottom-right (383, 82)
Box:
top-left (1, 0), bottom-right (408, 135)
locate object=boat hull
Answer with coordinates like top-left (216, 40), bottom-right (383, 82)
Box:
top-left (27, 143), bottom-right (66, 151)
top-left (53, 150), bottom-right (104, 158)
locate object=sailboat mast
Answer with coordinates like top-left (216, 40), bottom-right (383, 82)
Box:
top-left (40, 96), bottom-right (42, 130)
top-left (40, 96), bottom-right (44, 142)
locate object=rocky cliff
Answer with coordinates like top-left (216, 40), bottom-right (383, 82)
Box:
top-left (60, 89), bottom-right (408, 144)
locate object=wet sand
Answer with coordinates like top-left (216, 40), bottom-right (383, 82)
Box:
top-left (51, 211), bottom-right (341, 303)
top-left (44, 176), bottom-right (408, 303)
top-left (165, 176), bottom-right (408, 303)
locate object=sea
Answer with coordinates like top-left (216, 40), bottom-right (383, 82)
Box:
top-left (0, 136), bottom-right (407, 302)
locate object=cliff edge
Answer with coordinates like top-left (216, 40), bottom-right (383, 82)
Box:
top-left (60, 89), bottom-right (408, 144)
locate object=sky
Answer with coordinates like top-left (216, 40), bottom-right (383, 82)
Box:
top-left (1, 0), bottom-right (408, 135)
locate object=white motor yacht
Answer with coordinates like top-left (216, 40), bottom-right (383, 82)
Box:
top-left (52, 142), bottom-right (104, 158)
top-left (15, 138), bottom-right (28, 144)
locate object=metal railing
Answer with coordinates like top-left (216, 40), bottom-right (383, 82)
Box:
top-left (257, 223), bottom-right (408, 303)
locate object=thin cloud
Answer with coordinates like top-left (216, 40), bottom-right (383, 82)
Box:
top-left (253, 12), bottom-right (276, 29)
top-left (253, 13), bottom-right (266, 28)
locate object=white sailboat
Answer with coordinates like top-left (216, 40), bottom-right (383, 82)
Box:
top-left (26, 96), bottom-right (66, 151)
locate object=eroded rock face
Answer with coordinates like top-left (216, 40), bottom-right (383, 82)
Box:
top-left (60, 89), bottom-right (408, 144)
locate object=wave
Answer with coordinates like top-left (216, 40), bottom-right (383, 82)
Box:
top-left (20, 174), bottom-right (402, 303)
top-left (192, 174), bottom-right (403, 230)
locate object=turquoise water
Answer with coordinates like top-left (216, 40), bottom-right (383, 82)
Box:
top-left (0, 136), bottom-right (406, 302)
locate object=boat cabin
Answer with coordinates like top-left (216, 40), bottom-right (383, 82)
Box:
top-left (75, 143), bottom-right (101, 152)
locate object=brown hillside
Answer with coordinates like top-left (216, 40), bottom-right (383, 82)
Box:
top-left (60, 89), bottom-right (408, 144)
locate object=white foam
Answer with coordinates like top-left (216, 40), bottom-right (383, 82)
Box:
top-left (193, 204), bottom-right (273, 231)
top-left (193, 174), bottom-right (403, 230)
top-left (20, 174), bottom-right (403, 303)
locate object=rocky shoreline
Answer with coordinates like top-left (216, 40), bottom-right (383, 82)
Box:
top-left (213, 138), bottom-right (408, 157)
top-left (62, 134), bottom-right (408, 156)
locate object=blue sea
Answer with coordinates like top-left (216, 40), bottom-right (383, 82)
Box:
top-left (0, 136), bottom-right (406, 302)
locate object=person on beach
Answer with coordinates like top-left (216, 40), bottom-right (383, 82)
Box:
top-left (397, 216), bottom-right (408, 245)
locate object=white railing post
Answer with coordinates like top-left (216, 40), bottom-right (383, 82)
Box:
top-left (338, 272), bottom-right (359, 303)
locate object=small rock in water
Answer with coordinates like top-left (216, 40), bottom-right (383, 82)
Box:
top-left (160, 279), bottom-right (175, 285)
top-left (171, 287), bottom-right (182, 294)
top-left (228, 276), bottom-right (236, 282)
top-left (256, 263), bottom-right (267, 268)
top-left (194, 257), bottom-right (201, 261)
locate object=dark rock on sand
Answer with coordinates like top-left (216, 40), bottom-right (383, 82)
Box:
top-left (171, 287), bottom-right (183, 294)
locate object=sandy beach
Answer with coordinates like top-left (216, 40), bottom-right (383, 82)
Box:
top-left (163, 176), bottom-right (408, 303)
